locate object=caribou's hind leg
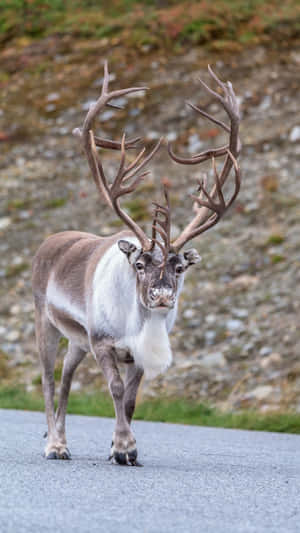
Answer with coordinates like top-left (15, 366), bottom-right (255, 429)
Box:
top-left (34, 305), bottom-right (69, 459)
top-left (55, 343), bottom-right (86, 458)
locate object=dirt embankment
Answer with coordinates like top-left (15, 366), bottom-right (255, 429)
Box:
top-left (0, 36), bottom-right (300, 411)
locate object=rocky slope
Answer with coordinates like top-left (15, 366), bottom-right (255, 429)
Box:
top-left (0, 38), bottom-right (300, 411)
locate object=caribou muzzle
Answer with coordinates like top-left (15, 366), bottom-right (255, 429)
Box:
top-left (148, 286), bottom-right (176, 309)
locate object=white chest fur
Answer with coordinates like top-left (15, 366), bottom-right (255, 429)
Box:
top-left (116, 313), bottom-right (172, 379)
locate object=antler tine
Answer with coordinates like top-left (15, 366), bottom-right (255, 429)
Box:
top-left (89, 130), bottom-right (113, 208)
top-left (187, 102), bottom-right (230, 133)
top-left (211, 156), bottom-right (226, 210)
top-left (224, 150), bottom-right (241, 208)
top-left (168, 65), bottom-right (241, 167)
top-left (74, 129), bottom-right (142, 151)
top-left (192, 150), bottom-right (240, 219)
top-left (151, 206), bottom-right (159, 243)
top-left (123, 137), bottom-right (164, 182)
top-left (112, 133), bottom-right (127, 189)
top-left (169, 66), bottom-right (241, 252)
top-left (123, 147), bottom-right (146, 178)
top-left (168, 142), bottom-right (229, 165)
top-left (151, 237), bottom-right (166, 257)
top-left (152, 206), bottom-right (169, 241)
top-left (74, 61), bottom-right (163, 251)
top-left (151, 185), bottom-right (172, 275)
top-left (101, 59), bottom-right (110, 96)
top-left (93, 135), bottom-right (142, 151)
top-left (173, 151), bottom-right (241, 249)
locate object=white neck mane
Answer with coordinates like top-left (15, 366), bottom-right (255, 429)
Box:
top-left (116, 312), bottom-right (172, 379)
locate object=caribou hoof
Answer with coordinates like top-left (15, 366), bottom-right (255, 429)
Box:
top-left (45, 446), bottom-right (71, 460)
top-left (109, 441), bottom-right (142, 466)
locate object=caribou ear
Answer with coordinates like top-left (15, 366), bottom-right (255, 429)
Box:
top-left (183, 248), bottom-right (201, 269)
top-left (118, 240), bottom-right (141, 264)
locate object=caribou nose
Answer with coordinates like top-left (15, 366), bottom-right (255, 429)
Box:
top-left (149, 287), bottom-right (174, 307)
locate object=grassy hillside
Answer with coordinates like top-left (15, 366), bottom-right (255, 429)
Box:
top-left (1, 0), bottom-right (299, 52)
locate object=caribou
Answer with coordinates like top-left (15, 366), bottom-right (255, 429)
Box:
top-left (32, 61), bottom-right (241, 465)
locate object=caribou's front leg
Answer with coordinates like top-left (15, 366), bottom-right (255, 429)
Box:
top-left (124, 363), bottom-right (144, 425)
top-left (92, 338), bottom-right (138, 466)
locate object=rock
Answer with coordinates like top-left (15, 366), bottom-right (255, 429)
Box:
top-left (186, 319), bottom-right (201, 328)
top-left (147, 131), bottom-right (160, 140)
top-left (183, 309), bottom-right (195, 319)
top-left (259, 346), bottom-right (273, 357)
top-left (46, 92), bottom-right (60, 102)
top-left (109, 97), bottom-right (127, 107)
top-left (289, 126), bottom-right (300, 142)
top-left (205, 330), bottom-right (216, 345)
top-left (45, 104), bottom-right (56, 112)
top-left (16, 157), bottom-right (26, 167)
top-left (58, 127), bottom-right (68, 136)
top-left (229, 275), bottom-right (259, 289)
top-left (226, 319), bottom-right (244, 332)
top-left (188, 134), bottom-right (203, 154)
top-left (129, 108), bottom-right (140, 117)
top-left (205, 314), bottom-right (217, 324)
top-left (243, 342), bottom-right (254, 354)
top-left (0, 217), bottom-right (12, 230)
top-left (232, 308), bottom-right (249, 319)
top-left (127, 89), bottom-right (147, 99)
top-left (166, 132), bottom-right (177, 142)
top-left (260, 353), bottom-right (282, 369)
top-left (290, 51), bottom-right (300, 64)
top-left (92, 72), bottom-right (116, 87)
top-left (81, 99), bottom-right (96, 111)
top-left (258, 95), bottom-right (272, 110)
top-left (5, 330), bottom-right (20, 342)
top-left (100, 110), bottom-right (115, 122)
top-left (199, 352), bottom-right (226, 368)
top-left (23, 302), bottom-right (34, 313)
top-left (248, 385), bottom-right (274, 400)
top-left (10, 305), bottom-right (21, 315)
top-left (71, 381), bottom-right (82, 392)
top-left (244, 201), bottom-right (258, 213)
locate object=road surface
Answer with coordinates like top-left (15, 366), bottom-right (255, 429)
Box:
top-left (0, 409), bottom-right (299, 532)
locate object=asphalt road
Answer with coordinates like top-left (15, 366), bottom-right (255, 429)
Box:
top-left (0, 409), bottom-right (299, 533)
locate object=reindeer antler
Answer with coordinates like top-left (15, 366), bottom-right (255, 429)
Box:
top-left (73, 61), bottom-right (163, 251)
top-left (74, 62), bottom-right (242, 262)
top-left (151, 184), bottom-right (171, 275)
top-left (168, 66), bottom-right (242, 252)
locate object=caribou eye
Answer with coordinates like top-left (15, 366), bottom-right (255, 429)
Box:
top-left (136, 262), bottom-right (144, 271)
top-left (175, 264), bottom-right (184, 274)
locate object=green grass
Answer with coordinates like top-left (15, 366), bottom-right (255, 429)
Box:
top-left (5, 262), bottom-right (29, 278)
top-left (266, 234), bottom-right (284, 246)
top-left (1, 386), bottom-right (300, 434)
top-left (271, 254), bottom-right (285, 264)
top-left (45, 197), bottom-right (68, 209)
